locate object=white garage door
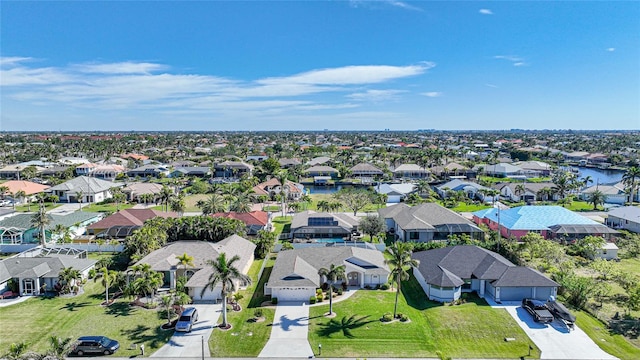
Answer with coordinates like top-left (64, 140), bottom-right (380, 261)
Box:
top-left (273, 287), bottom-right (315, 302)
top-left (190, 286), bottom-right (221, 302)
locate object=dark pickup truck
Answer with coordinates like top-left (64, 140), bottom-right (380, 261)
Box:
top-left (522, 298), bottom-right (554, 323)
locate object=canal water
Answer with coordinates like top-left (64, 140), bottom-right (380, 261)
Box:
top-left (577, 167), bottom-right (624, 185)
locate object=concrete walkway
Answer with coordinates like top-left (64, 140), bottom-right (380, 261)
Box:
top-left (487, 298), bottom-right (617, 359)
top-left (151, 304), bottom-right (222, 358)
top-left (258, 302), bottom-right (314, 358)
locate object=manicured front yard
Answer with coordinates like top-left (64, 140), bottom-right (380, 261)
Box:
top-left (207, 258), bottom-right (276, 356)
top-left (0, 282), bottom-right (172, 357)
top-left (308, 275), bottom-right (539, 359)
top-left (83, 203), bottom-right (134, 213)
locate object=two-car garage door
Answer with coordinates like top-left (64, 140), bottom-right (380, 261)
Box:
top-left (272, 287), bottom-right (316, 302)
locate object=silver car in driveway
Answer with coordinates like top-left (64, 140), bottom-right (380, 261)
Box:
top-left (175, 307), bottom-right (199, 332)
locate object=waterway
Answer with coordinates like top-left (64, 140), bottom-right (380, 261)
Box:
top-left (576, 167), bottom-right (624, 185)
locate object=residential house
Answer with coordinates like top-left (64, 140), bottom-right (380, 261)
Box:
top-left (375, 183), bottom-right (415, 203)
top-left (57, 157), bottom-right (91, 166)
top-left (496, 182), bottom-right (557, 202)
top-left (134, 236), bottom-right (255, 301)
top-left (86, 209), bottom-right (178, 238)
top-left (89, 165), bottom-right (125, 181)
top-left (48, 176), bottom-right (123, 203)
top-left (265, 247), bottom-right (390, 301)
top-left (290, 211), bottom-right (360, 240)
top-left (304, 166), bottom-right (339, 178)
top-left (214, 161), bottom-right (254, 178)
top-left (1, 254), bottom-right (97, 296)
top-left (378, 203), bottom-right (484, 242)
top-left (306, 157), bottom-right (332, 166)
top-left (126, 165), bottom-right (170, 178)
top-left (170, 160), bottom-right (197, 168)
top-left (596, 242), bottom-right (619, 261)
top-left (393, 164), bottom-right (429, 179)
top-left (40, 166), bottom-right (72, 179)
top-left (606, 206), bottom-right (640, 233)
top-left (412, 245), bottom-right (558, 303)
top-left (472, 205), bottom-right (618, 241)
top-left (580, 183), bottom-right (627, 205)
top-left (349, 163), bottom-right (384, 179)
top-left (513, 161), bottom-right (552, 177)
top-left (169, 167), bottom-right (211, 178)
top-left (478, 163), bottom-right (523, 178)
top-left (0, 164), bottom-right (45, 180)
top-left (435, 179), bottom-right (494, 203)
top-left (278, 158), bottom-right (302, 169)
top-left (0, 180), bottom-right (50, 204)
top-left (0, 211), bottom-right (103, 244)
top-left (252, 178), bottom-right (304, 201)
top-left (122, 182), bottom-right (164, 203)
top-left (431, 162), bottom-right (475, 179)
top-left (210, 211), bottom-right (271, 235)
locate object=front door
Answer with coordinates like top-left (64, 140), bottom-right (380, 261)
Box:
top-left (23, 278), bottom-right (35, 295)
top-left (347, 272), bottom-right (359, 286)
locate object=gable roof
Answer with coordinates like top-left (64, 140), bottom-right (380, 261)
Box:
top-left (268, 247), bottom-right (389, 288)
top-left (2, 255), bottom-right (97, 279)
top-left (381, 203), bottom-right (483, 233)
top-left (608, 206), bottom-right (640, 222)
top-left (412, 245), bottom-right (557, 288)
top-left (0, 211), bottom-right (102, 231)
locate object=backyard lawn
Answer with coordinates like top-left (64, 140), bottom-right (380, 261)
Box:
top-left (0, 282), bottom-right (172, 357)
top-left (308, 275), bottom-right (539, 359)
top-left (83, 202), bottom-right (135, 213)
top-left (207, 258), bottom-right (276, 357)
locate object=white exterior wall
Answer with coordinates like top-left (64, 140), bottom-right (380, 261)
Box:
top-left (596, 248), bottom-right (618, 260)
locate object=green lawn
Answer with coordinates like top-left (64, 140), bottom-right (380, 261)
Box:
top-left (14, 202), bottom-right (60, 212)
top-left (184, 194), bottom-right (208, 212)
top-left (208, 259), bottom-right (276, 357)
top-left (575, 310), bottom-right (640, 360)
top-left (450, 202), bottom-right (492, 212)
top-left (83, 203), bottom-right (135, 213)
top-left (308, 275), bottom-right (539, 359)
top-left (0, 282), bottom-right (172, 357)
top-left (272, 216), bottom-right (291, 238)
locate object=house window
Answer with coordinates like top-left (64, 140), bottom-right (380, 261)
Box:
top-left (410, 232), bottom-right (419, 240)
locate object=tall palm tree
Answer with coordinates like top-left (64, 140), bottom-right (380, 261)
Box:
top-left (318, 264), bottom-right (346, 316)
top-left (201, 253), bottom-right (252, 328)
top-left (31, 203), bottom-right (51, 247)
top-left (514, 184), bottom-right (526, 201)
top-left (58, 267), bottom-right (81, 294)
top-left (95, 267), bottom-right (118, 304)
top-left (160, 185), bottom-right (174, 212)
top-left (13, 190), bottom-right (26, 210)
top-left (196, 193), bottom-right (227, 215)
top-left (277, 170), bottom-right (290, 217)
top-left (75, 190), bottom-right (84, 211)
top-left (48, 336), bottom-right (73, 359)
top-left (384, 242), bottom-right (419, 319)
top-left (623, 166), bottom-right (640, 204)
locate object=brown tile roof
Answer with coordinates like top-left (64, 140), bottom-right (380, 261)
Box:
top-left (87, 208), bottom-right (178, 230)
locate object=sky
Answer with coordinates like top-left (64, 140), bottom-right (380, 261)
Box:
top-left (1, 1), bottom-right (639, 131)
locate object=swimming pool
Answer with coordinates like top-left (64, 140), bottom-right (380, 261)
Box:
top-left (314, 238), bottom-right (346, 243)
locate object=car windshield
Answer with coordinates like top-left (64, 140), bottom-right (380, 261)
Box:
top-left (99, 337), bottom-right (111, 347)
top-left (179, 315), bottom-right (191, 322)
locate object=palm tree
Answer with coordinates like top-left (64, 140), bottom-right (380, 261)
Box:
top-left (161, 294), bottom-right (174, 325)
top-left (196, 193), bottom-right (227, 215)
top-left (589, 190), bottom-right (606, 210)
top-left (13, 190), bottom-right (26, 210)
top-left (94, 267), bottom-right (117, 304)
top-left (0, 185), bottom-right (9, 201)
top-left (176, 252), bottom-right (195, 279)
top-left (160, 185), bottom-right (174, 212)
top-left (48, 336), bottom-right (73, 359)
top-left (75, 190), bottom-right (84, 211)
top-left (623, 166), bottom-right (640, 204)
top-left (58, 267), bottom-right (81, 294)
top-left (384, 242), bottom-right (418, 319)
top-left (514, 184), bottom-right (526, 201)
top-left (5, 341), bottom-right (28, 360)
top-left (201, 253), bottom-right (252, 328)
top-left (31, 203), bottom-right (51, 247)
top-left (318, 264), bottom-right (346, 316)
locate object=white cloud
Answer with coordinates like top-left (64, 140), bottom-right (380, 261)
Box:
top-left (494, 55), bottom-right (527, 66)
top-left (73, 62), bottom-right (169, 74)
top-left (485, 83), bottom-right (498, 88)
top-left (479, 9), bottom-right (493, 15)
top-left (386, 1), bottom-right (423, 11)
top-left (1, 58), bottom-right (432, 118)
top-left (421, 91), bottom-right (442, 97)
top-left (347, 89), bottom-right (406, 102)
top-left (606, 47), bottom-right (616, 52)
top-left (0, 56), bottom-right (34, 66)
top-left (349, 0), bottom-right (423, 11)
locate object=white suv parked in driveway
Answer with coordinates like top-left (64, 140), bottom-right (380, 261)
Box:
top-left (0, 200), bottom-right (12, 207)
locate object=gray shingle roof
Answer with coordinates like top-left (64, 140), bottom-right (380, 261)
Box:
top-left (268, 247), bottom-right (390, 288)
top-left (412, 245), bottom-right (557, 288)
top-left (384, 203), bottom-right (483, 232)
top-left (48, 176), bottom-right (122, 194)
top-left (0, 212), bottom-right (102, 231)
top-left (2, 255), bottom-right (96, 279)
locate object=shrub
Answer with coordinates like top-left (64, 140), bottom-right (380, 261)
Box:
top-left (364, 285), bottom-right (372, 290)
top-left (396, 312), bottom-right (403, 319)
top-left (144, 301), bottom-right (158, 309)
top-left (316, 288), bottom-right (323, 296)
top-left (381, 312), bottom-right (393, 322)
top-left (253, 309), bottom-right (263, 318)
top-left (400, 314), bottom-right (408, 322)
top-left (309, 296), bottom-right (316, 304)
top-left (271, 297), bottom-right (278, 305)
top-left (380, 283), bottom-right (390, 290)
top-left (341, 282), bottom-right (347, 290)
top-left (336, 288), bottom-right (343, 295)
top-left (321, 282), bottom-right (329, 291)
top-left (316, 295), bottom-right (323, 303)
top-left (88, 268), bottom-right (96, 279)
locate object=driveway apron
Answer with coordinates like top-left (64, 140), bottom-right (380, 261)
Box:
top-left (258, 301), bottom-right (313, 358)
top-left (491, 300), bottom-right (617, 360)
top-left (151, 304), bottom-right (221, 358)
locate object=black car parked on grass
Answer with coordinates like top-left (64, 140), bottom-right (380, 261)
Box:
top-left (71, 336), bottom-right (120, 356)
top-left (522, 298), bottom-right (554, 323)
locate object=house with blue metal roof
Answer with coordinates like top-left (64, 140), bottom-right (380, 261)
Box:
top-left (472, 205), bottom-right (617, 241)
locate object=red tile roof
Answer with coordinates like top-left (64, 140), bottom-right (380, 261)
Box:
top-left (1, 180), bottom-right (50, 195)
top-left (210, 211), bottom-right (268, 226)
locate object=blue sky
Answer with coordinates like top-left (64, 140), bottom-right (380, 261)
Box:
top-left (1, 1), bottom-right (639, 131)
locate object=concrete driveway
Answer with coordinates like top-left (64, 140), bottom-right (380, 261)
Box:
top-left (258, 301), bottom-right (314, 358)
top-left (151, 303), bottom-right (221, 358)
top-left (502, 304), bottom-right (617, 359)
